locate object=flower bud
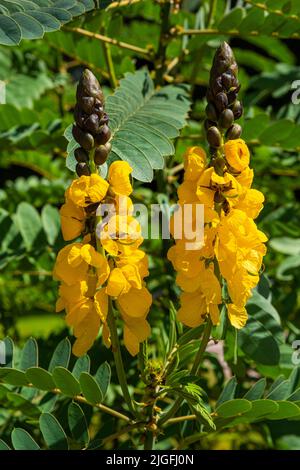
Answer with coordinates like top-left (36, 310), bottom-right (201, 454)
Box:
top-left (79, 96), bottom-right (95, 114)
top-left (94, 145), bottom-right (109, 165)
top-left (76, 162), bottom-right (91, 176)
top-left (76, 69), bottom-right (104, 102)
top-left (205, 102), bottom-right (218, 122)
top-left (232, 100), bottom-right (243, 119)
top-left (74, 147), bottom-right (89, 163)
top-left (94, 125), bottom-right (111, 146)
top-left (72, 124), bottom-right (94, 151)
top-left (84, 113), bottom-right (100, 134)
top-left (218, 109), bottom-right (234, 129)
top-left (226, 124), bottom-right (242, 140)
top-left (215, 92), bottom-right (228, 112)
top-left (204, 119), bottom-right (217, 131)
top-left (207, 126), bottom-right (222, 148)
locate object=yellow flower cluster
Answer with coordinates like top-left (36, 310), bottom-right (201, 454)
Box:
top-left (168, 139), bottom-right (267, 329)
top-left (54, 161), bottom-right (151, 357)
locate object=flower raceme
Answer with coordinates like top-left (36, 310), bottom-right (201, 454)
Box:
top-left (54, 161), bottom-right (152, 357)
top-left (168, 139), bottom-right (267, 330)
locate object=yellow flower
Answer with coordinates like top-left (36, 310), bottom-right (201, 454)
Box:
top-left (106, 264), bottom-right (142, 297)
top-left (117, 286), bottom-right (152, 318)
top-left (224, 139), bottom-right (250, 172)
top-left (100, 215), bottom-right (143, 256)
top-left (67, 173), bottom-right (109, 207)
top-left (53, 242), bottom-right (109, 285)
top-left (235, 188), bottom-right (264, 219)
top-left (183, 146), bottom-right (206, 182)
top-left (123, 313), bottom-right (151, 356)
top-left (108, 161), bottom-right (133, 196)
top-left (227, 304), bottom-right (248, 329)
top-left (60, 199), bottom-right (85, 241)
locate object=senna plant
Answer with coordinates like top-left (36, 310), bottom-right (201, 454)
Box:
top-left (1, 0), bottom-right (300, 453)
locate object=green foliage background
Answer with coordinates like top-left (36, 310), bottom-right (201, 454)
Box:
top-left (0, 0), bottom-right (300, 451)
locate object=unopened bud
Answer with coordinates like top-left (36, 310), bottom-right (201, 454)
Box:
top-left (76, 162), bottom-right (91, 176)
top-left (219, 109), bottom-right (234, 129)
top-left (207, 126), bottom-right (222, 148)
top-left (74, 147), bottom-right (89, 163)
top-left (72, 125), bottom-right (94, 151)
top-left (226, 124), bottom-right (242, 140)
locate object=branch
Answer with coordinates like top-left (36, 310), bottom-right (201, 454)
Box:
top-left (173, 27), bottom-right (300, 40)
top-left (62, 26), bottom-right (151, 57)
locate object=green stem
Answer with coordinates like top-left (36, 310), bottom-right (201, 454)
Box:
top-left (144, 432), bottom-right (155, 450)
top-left (159, 319), bottom-right (212, 425)
top-left (107, 299), bottom-right (136, 417)
top-left (102, 40), bottom-right (118, 89)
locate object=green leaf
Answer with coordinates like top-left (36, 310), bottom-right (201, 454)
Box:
top-left (11, 428), bottom-right (40, 450)
top-left (2, 337), bottom-right (13, 367)
top-left (269, 237), bottom-right (300, 255)
top-left (216, 399), bottom-right (252, 418)
top-left (66, 70), bottom-right (190, 182)
top-left (216, 377), bottom-right (237, 406)
top-left (267, 401), bottom-right (300, 420)
top-left (79, 372), bottom-right (103, 405)
top-left (267, 380), bottom-right (291, 400)
top-left (239, 8), bottom-right (265, 33)
top-left (72, 355), bottom-right (90, 379)
top-left (247, 290), bottom-right (281, 324)
top-left (52, 367), bottom-right (81, 397)
top-left (26, 11), bottom-right (61, 32)
top-left (41, 204), bottom-right (60, 245)
top-left (94, 362), bottom-right (111, 399)
top-left (243, 399), bottom-right (278, 421)
top-left (276, 255), bottom-right (300, 281)
top-left (48, 338), bottom-right (71, 372)
top-left (39, 412), bottom-right (69, 450)
top-left (218, 7), bottom-right (245, 31)
top-left (68, 402), bottom-right (89, 447)
top-left (238, 306), bottom-right (282, 365)
top-left (19, 338), bottom-right (38, 371)
top-left (0, 15), bottom-right (21, 45)
top-left (177, 325), bottom-right (204, 345)
top-left (189, 402), bottom-right (216, 431)
top-left (26, 367), bottom-right (55, 391)
top-left (0, 368), bottom-right (29, 386)
top-left (11, 12), bottom-right (44, 39)
top-left (16, 202), bottom-right (43, 250)
top-left (6, 392), bottom-right (40, 417)
top-left (244, 378), bottom-right (266, 400)
top-left (0, 439), bottom-right (11, 450)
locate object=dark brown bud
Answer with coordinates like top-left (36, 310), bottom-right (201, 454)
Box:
top-left (94, 146), bottom-right (109, 165)
top-left (79, 96), bottom-right (95, 114)
top-left (76, 69), bottom-right (104, 102)
top-left (76, 162), bottom-right (91, 176)
top-left (221, 71), bottom-right (235, 90)
top-left (210, 76), bottom-right (223, 96)
top-left (72, 124), bottom-right (94, 151)
top-left (218, 109), bottom-right (234, 129)
top-left (207, 126), bottom-right (222, 148)
top-left (74, 105), bottom-right (85, 128)
top-left (74, 147), bottom-right (89, 163)
top-left (227, 85), bottom-right (241, 105)
top-left (84, 113), bottom-right (100, 134)
top-left (204, 119), bottom-right (217, 131)
top-left (215, 92), bottom-right (228, 112)
top-left (94, 99), bottom-right (104, 116)
top-left (213, 155), bottom-right (226, 175)
top-left (226, 123), bottom-right (242, 140)
top-left (212, 42), bottom-right (236, 76)
top-left (231, 100), bottom-right (243, 119)
top-left (94, 125), bottom-right (111, 146)
top-left (205, 102), bottom-right (218, 122)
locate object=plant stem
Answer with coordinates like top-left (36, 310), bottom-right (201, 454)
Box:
top-left (107, 298), bottom-right (136, 417)
top-left (155, 1), bottom-right (172, 86)
top-left (101, 33), bottom-right (118, 89)
top-left (144, 431), bottom-right (155, 450)
top-left (159, 319), bottom-right (212, 425)
top-left (173, 27), bottom-right (300, 40)
top-left (62, 26), bottom-right (151, 57)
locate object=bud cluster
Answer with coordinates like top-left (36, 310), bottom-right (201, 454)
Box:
top-left (205, 42), bottom-right (243, 152)
top-left (72, 69), bottom-right (112, 176)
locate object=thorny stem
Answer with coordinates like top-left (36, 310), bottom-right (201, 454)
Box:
top-left (159, 319), bottom-right (212, 425)
top-left (62, 26), bottom-right (151, 57)
top-left (107, 298), bottom-right (137, 417)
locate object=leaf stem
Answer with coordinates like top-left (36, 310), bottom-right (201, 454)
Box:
top-left (101, 28), bottom-right (118, 89)
top-left (107, 298), bottom-right (137, 417)
top-left (159, 319), bottom-right (212, 425)
top-left (207, 0), bottom-right (217, 28)
top-left (62, 27), bottom-right (151, 57)
top-left (173, 27), bottom-right (300, 40)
